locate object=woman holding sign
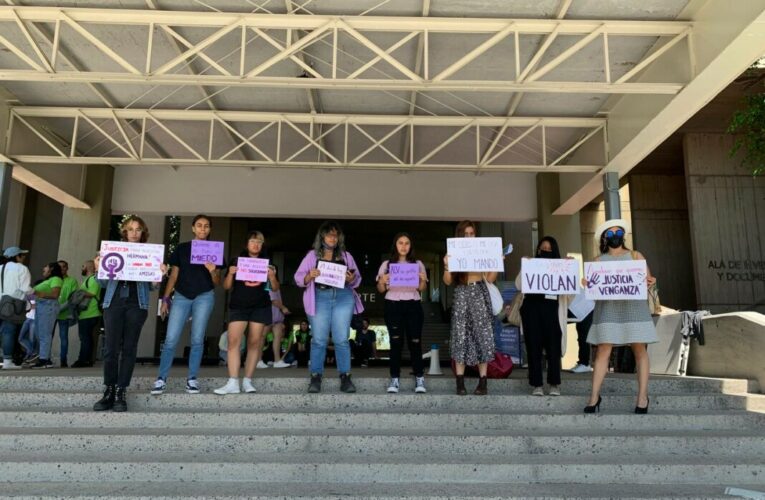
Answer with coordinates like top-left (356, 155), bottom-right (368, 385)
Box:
top-left (94, 216), bottom-right (166, 412)
top-left (294, 221), bottom-right (363, 394)
top-left (377, 233), bottom-right (428, 394)
top-left (214, 231), bottom-right (279, 395)
top-left (583, 219), bottom-right (658, 414)
top-left (153, 215), bottom-right (222, 396)
top-left (514, 236), bottom-right (575, 397)
top-left (443, 220), bottom-right (496, 396)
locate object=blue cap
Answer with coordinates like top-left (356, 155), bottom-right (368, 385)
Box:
top-left (3, 247), bottom-right (29, 258)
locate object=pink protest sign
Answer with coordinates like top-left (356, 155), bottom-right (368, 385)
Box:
top-left (389, 263), bottom-right (420, 287)
top-left (190, 240), bottom-right (224, 266)
top-left (236, 257), bottom-right (269, 282)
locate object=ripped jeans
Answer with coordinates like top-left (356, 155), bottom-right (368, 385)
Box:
top-left (383, 299), bottom-right (425, 378)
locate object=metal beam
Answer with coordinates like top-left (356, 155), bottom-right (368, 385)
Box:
top-left (0, 7), bottom-right (692, 94)
top-left (7, 107), bottom-right (607, 173)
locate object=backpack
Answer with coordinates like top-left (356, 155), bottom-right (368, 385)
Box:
top-left (68, 276), bottom-right (97, 312)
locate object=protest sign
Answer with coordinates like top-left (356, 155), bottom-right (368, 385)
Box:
top-left (520, 258), bottom-right (579, 295)
top-left (190, 240), bottom-right (224, 266)
top-left (236, 257), bottom-right (269, 282)
top-left (446, 237), bottom-right (504, 272)
top-left (315, 261), bottom-right (348, 289)
top-left (98, 241), bottom-right (165, 282)
top-left (584, 260), bottom-right (647, 300)
top-left (389, 263), bottom-right (420, 287)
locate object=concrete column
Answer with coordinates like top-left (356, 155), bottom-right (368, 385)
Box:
top-left (0, 163), bottom-right (12, 244)
top-left (2, 179), bottom-right (26, 249)
top-left (54, 166), bottom-right (114, 362)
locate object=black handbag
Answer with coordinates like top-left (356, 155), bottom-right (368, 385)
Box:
top-left (0, 264), bottom-right (27, 324)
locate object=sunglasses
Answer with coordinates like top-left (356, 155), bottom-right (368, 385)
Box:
top-left (606, 229), bottom-right (625, 238)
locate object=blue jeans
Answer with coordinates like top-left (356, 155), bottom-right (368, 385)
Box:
top-left (309, 287), bottom-right (354, 375)
top-left (1, 320), bottom-right (19, 360)
top-left (35, 299), bottom-right (60, 361)
top-left (157, 290), bottom-right (215, 381)
top-left (19, 318), bottom-right (36, 356)
top-left (55, 318), bottom-right (73, 364)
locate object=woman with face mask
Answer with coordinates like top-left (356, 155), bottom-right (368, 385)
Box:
top-left (583, 219), bottom-right (658, 414)
top-left (514, 236), bottom-right (575, 396)
top-left (294, 221), bottom-right (363, 394)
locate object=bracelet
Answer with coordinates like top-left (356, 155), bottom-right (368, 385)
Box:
top-left (161, 296), bottom-right (172, 304)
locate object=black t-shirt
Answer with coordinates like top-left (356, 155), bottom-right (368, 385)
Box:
top-left (169, 241), bottom-right (220, 299)
top-left (227, 256), bottom-right (271, 310)
top-left (355, 329), bottom-right (376, 347)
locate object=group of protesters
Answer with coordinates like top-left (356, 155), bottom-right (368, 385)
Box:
top-left (1, 214), bottom-right (656, 416)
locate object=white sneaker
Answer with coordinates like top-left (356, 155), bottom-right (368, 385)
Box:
top-left (272, 360), bottom-right (291, 368)
top-left (549, 385), bottom-right (561, 396)
top-left (150, 378), bottom-right (166, 395)
top-left (387, 377), bottom-right (400, 393)
top-left (256, 361), bottom-right (269, 369)
top-left (290, 361), bottom-right (298, 367)
top-left (242, 378), bottom-right (256, 393)
top-left (532, 386), bottom-right (544, 396)
top-left (267, 361), bottom-right (274, 367)
top-left (213, 378), bottom-right (240, 395)
top-left (414, 376), bottom-right (427, 394)
top-left (2, 360), bottom-right (22, 370)
top-left (571, 364), bottom-right (593, 374)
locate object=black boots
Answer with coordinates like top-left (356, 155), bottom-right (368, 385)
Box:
top-left (474, 376), bottom-right (488, 395)
top-left (308, 374), bottom-right (322, 393)
top-left (113, 387), bottom-right (127, 412)
top-left (455, 375), bottom-right (467, 396)
top-left (339, 373), bottom-right (357, 393)
top-left (93, 385), bottom-right (116, 411)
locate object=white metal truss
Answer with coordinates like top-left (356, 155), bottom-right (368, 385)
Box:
top-left (7, 107), bottom-right (607, 172)
top-left (0, 7), bottom-right (691, 93)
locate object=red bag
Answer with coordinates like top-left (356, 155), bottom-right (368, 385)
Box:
top-left (450, 353), bottom-right (513, 379)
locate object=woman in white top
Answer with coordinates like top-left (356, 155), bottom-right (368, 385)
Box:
top-left (377, 233), bottom-right (428, 394)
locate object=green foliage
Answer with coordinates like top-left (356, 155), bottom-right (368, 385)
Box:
top-left (728, 92), bottom-right (765, 175)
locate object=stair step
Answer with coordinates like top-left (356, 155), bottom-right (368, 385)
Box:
top-left (3, 428), bottom-right (763, 456)
top-left (0, 453), bottom-right (761, 484)
top-left (0, 392), bottom-right (757, 412)
top-left (2, 481), bottom-right (760, 499)
top-left (1, 409), bottom-right (762, 431)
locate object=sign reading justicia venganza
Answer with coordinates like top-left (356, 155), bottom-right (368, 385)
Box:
top-left (584, 260), bottom-right (647, 300)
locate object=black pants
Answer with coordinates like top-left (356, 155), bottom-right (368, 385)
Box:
top-left (384, 300), bottom-right (425, 378)
top-left (520, 297), bottom-right (561, 387)
top-left (76, 316), bottom-right (100, 364)
top-left (576, 311), bottom-right (594, 366)
top-left (102, 296), bottom-right (147, 388)
top-left (351, 341), bottom-right (373, 365)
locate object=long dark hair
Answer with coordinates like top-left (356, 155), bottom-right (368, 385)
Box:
top-left (536, 236), bottom-right (561, 259)
top-left (598, 227), bottom-right (630, 255)
top-left (312, 221), bottom-right (346, 260)
top-left (46, 262), bottom-right (63, 279)
top-left (388, 232), bottom-right (416, 266)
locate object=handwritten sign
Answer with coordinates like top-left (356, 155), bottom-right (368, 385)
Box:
top-left (446, 237), bottom-right (504, 272)
top-left (98, 241), bottom-right (165, 282)
top-left (584, 260), bottom-right (647, 300)
top-left (236, 257), bottom-right (269, 282)
top-left (190, 240), bottom-right (224, 266)
top-left (521, 258), bottom-right (579, 295)
top-left (315, 261), bottom-right (347, 289)
top-left (389, 263), bottom-right (420, 287)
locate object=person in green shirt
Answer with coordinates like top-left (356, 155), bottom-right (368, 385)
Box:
top-left (55, 260), bottom-right (78, 367)
top-left (32, 262), bottom-right (63, 368)
top-left (72, 259), bottom-right (101, 368)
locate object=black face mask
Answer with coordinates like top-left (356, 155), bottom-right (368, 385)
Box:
top-left (537, 250), bottom-right (554, 259)
top-left (606, 236), bottom-right (624, 249)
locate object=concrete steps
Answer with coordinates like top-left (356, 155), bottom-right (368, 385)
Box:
top-left (0, 373), bottom-right (762, 498)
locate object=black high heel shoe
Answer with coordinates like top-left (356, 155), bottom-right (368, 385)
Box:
top-left (635, 397), bottom-right (650, 414)
top-left (583, 395), bottom-right (602, 414)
